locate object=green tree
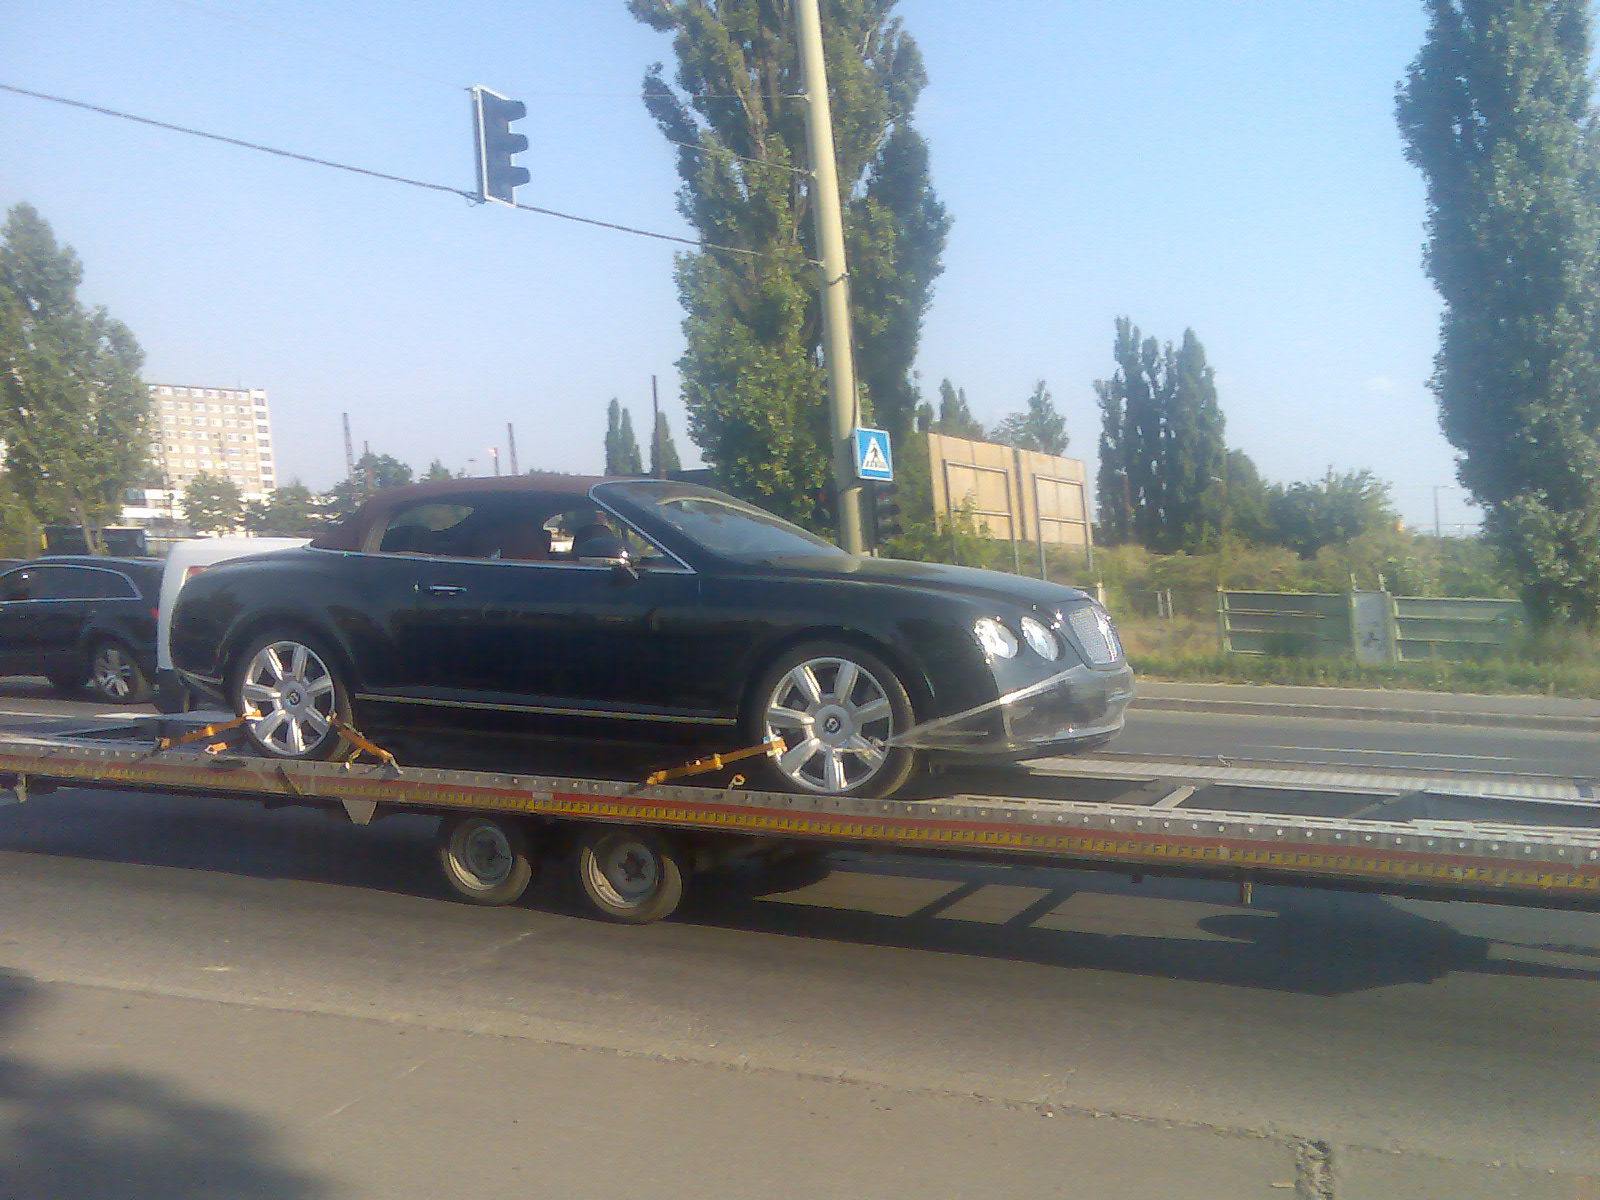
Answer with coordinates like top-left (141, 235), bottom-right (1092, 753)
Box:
top-left (421, 459), bottom-right (454, 482)
top-left (1397, 0), bottom-right (1600, 625)
top-left (1267, 469), bottom-right (1399, 558)
top-left (931, 378), bottom-right (983, 440)
top-left (992, 379), bottom-right (1068, 455)
top-left (0, 203), bottom-right (149, 549)
top-left (1094, 320), bottom-right (1226, 553)
top-left (650, 409), bottom-right (682, 475)
top-left (604, 398), bottom-right (644, 475)
top-left (323, 452), bottom-right (414, 523)
top-left (242, 483), bottom-right (323, 536)
top-left (631, 0), bottom-right (948, 526)
top-left (183, 471), bottom-right (243, 534)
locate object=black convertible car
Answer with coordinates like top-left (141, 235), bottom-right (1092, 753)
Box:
top-left (170, 476), bottom-right (1133, 796)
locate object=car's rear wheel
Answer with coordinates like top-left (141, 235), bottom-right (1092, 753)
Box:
top-left (230, 632), bottom-right (352, 761)
top-left (745, 641), bottom-right (918, 798)
top-left (86, 639), bottom-right (151, 704)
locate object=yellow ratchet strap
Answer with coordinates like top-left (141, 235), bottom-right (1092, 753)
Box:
top-left (329, 716), bottom-right (398, 767)
top-left (646, 738), bottom-right (785, 787)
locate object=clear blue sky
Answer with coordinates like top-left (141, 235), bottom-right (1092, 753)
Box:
top-left (0, 0), bottom-right (1476, 531)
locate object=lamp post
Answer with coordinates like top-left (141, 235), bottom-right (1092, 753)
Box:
top-left (1432, 485), bottom-right (1455, 538)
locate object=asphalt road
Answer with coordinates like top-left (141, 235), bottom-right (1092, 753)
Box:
top-left (1, 685), bottom-right (1597, 1195)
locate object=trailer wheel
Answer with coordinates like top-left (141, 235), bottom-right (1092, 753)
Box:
top-left (574, 826), bottom-right (685, 924)
top-left (437, 815), bottom-right (537, 906)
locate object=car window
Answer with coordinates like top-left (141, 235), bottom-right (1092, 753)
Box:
top-left (378, 503), bottom-right (478, 554)
top-left (88, 569), bottom-right (140, 599)
top-left (0, 569), bottom-right (33, 602)
top-left (45, 567), bottom-right (109, 600)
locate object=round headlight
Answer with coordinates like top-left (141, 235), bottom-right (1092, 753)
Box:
top-left (973, 617), bottom-right (1018, 660)
top-left (1019, 615), bottom-right (1061, 661)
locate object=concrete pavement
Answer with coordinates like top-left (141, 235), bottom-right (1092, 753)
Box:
top-left (2, 975), bottom-right (1591, 1200)
top-left (1132, 679), bottom-right (1600, 734)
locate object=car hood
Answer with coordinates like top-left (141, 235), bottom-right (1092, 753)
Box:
top-left (736, 554), bottom-right (1091, 610)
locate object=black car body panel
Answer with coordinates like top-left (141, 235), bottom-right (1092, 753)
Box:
top-left (171, 476), bottom-right (1133, 765)
top-left (0, 557), bottom-right (160, 687)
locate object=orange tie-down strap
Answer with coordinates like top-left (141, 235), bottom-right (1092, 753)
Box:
top-left (155, 712), bottom-right (397, 768)
top-left (645, 738), bottom-right (786, 786)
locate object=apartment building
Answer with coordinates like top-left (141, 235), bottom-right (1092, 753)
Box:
top-left (147, 383), bottom-right (277, 496)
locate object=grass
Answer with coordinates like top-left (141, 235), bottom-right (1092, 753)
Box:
top-left (1117, 614), bottom-right (1600, 698)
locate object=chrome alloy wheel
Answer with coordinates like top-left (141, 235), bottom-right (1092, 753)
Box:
top-left (238, 640), bottom-right (339, 756)
top-left (90, 643), bottom-right (138, 701)
top-left (761, 655), bottom-right (896, 793)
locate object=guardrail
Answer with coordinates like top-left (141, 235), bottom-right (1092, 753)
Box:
top-left (1217, 590), bottom-right (1352, 657)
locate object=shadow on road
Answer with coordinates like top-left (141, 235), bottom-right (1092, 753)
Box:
top-left (0, 968), bottom-right (332, 1200)
top-left (682, 860), bottom-right (1600, 998)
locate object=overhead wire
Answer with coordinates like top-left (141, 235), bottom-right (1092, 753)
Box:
top-left (0, 81), bottom-right (776, 259)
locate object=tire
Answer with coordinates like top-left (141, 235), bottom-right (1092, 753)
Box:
top-left (574, 826), bottom-right (686, 924)
top-left (229, 631), bottom-right (353, 761)
top-left (743, 640), bottom-right (918, 798)
top-left (437, 815), bottom-right (537, 906)
top-left (46, 665), bottom-right (88, 696)
top-left (85, 639), bottom-right (152, 704)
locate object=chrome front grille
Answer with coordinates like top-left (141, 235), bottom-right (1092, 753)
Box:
top-left (1065, 604), bottom-right (1124, 666)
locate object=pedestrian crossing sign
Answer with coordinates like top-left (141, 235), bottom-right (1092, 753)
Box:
top-left (854, 427), bottom-right (893, 481)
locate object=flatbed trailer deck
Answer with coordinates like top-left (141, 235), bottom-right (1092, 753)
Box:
top-left (1, 714), bottom-right (1596, 923)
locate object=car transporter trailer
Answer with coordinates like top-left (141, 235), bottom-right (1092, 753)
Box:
top-left (0, 712), bottom-right (1596, 924)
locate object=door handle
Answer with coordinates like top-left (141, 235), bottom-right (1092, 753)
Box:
top-left (424, 584), bottom-right (467, 597)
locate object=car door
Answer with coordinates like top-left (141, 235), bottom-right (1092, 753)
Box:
top-left (30, 566), bottom-right (101, 673)
top-left (0, 568), bottom-right (42, 675)
top-left (408, 555), bottom-right (710, 720)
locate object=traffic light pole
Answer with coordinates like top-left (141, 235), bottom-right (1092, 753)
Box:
top-left (795, 0), bottom-right (865, 555)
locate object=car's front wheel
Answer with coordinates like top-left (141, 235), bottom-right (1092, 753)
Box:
top-left (230, 631), bottom-right (352, 760)
top-left (745, 641), bottom-right (918, 798)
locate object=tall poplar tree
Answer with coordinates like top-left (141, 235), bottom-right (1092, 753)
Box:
top-left (1094, 319), bottom-right (1226, 552)
top-left (604, 398), bottom-right (644, 475)
top-left (630, 0), bottom-right (948, 527)
top-left (0, 203), bottom-right (148, 544)
top-left (1397, 0), bottom-right (1600, 624)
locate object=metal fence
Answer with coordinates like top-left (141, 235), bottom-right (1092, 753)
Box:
top-left (1217, 590), bottom-right (1525, 662)
top-left (1217, 591), bottom-right (1353, 658)
top-left (1391, 596), bottom-right (1524, 662)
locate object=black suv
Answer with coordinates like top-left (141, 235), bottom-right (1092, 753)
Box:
top-left (0, 557), bottom-right (161, 703)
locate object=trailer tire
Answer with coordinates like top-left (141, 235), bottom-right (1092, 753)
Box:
top-left (574, 826), bottom-right (685, 924)
top-left (437, 815), bottom-right (537, 906)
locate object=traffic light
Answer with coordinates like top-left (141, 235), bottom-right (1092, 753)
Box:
top-left (871, 480), bottom-right (902, 548)
top-left (472, 86), bottom-right (530, 205)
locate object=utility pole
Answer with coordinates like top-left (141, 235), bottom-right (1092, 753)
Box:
top-left (795, 0), bottom-right (865, 554)
top-left (651, 375), bottom-right (663, 478)
top-left (507, 423), bottom-right (519, 475)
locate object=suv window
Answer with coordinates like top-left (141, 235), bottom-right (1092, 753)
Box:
top-left (0, 569), bottom-right (34, 602)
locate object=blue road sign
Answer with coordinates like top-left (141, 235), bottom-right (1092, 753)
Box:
top-left (854, 427), bottom-right (893, 481)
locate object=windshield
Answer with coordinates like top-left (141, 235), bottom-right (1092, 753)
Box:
top-left (599, 481), bottom-right (846, 562)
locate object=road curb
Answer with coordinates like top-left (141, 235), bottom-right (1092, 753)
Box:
top-left (1131, 695), bottom-right (1600, 735)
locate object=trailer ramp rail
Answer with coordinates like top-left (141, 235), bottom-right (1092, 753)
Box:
top-left (0, 719), bottom-right (1596, 920)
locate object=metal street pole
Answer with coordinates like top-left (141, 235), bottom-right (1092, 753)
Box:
top-left (795, 0), bottom-right (865, 554)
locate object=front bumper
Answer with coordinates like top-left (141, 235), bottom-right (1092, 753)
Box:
top-left (898, 661), bottom-right (1135, 760)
